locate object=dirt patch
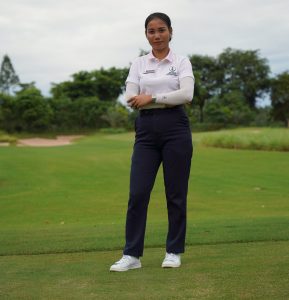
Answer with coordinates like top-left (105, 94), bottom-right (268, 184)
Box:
top-left (17, 135), bottom-right (84, 147)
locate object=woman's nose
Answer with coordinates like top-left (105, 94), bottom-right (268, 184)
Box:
top-left (154, 33), bottom-right (160, 39)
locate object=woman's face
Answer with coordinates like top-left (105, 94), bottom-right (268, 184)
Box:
top-left (145, 18), bottom-right (172, 52)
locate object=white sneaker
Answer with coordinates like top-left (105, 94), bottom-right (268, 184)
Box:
top-left (110, 255), bottom-right (141, 272)
top-left (162, 253), bottom-right (181, 268)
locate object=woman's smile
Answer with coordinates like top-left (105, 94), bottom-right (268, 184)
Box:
top-left (145, 18), bottom-right (172, 58)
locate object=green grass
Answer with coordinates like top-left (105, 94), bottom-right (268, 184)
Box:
top-left (200, 127), bottom-right (289, 151)
top-left (1, 242), bottom-right (288, 299)
top-left (0, 129), bottom-right (289, 299)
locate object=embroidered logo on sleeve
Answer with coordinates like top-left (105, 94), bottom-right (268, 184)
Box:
top-left (143, 70), bottom-right (155, 74)
top-left (166, 66), bottom-right (178, 76)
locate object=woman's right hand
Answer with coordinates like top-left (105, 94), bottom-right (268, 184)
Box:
top-left (127, 94), bottom-right (153, 109)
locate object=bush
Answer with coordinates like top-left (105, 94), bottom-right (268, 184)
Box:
top-left (204, 92), bottom-right (254, 125)
top-left (15, 88), bottom-right (52, 132)
top-left (48, 97), bottom-right (113, 130)
top-left (101, 103), bottom-right (131, 129)
top-left (48, 97), bottom-right (75, 130)
top-left (0, 93), bottom-right (18, 132)
top-left (250, 107), bottom-right (273, 127)
top-left (72, 97), bottom-right (111, 129)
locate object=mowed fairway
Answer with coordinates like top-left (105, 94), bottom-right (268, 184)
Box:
top-left (0, 129), bottom-right (289, 299)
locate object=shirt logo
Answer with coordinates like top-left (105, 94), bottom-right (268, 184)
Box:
top-left (143, 69), bottom-right (155, 74)
top-left (166, 66), bottom-right (178, 76)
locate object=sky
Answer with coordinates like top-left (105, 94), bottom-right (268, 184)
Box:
top-left (1, 0), bottom-right (289, 96)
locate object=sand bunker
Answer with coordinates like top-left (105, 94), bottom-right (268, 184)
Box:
top-left (17, 135), bottom-right (84, 147)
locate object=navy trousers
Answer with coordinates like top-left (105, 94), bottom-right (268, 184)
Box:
top-left (123, 105), bottom-right (193, 257)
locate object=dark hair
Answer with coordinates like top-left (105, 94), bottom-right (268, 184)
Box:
top-left (145, 12), bottom-right (172, 30)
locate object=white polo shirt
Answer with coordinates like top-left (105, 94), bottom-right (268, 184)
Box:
top-left (126, 50), bottom-right (194, 109)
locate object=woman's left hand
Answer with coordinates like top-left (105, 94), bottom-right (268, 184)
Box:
top-left (127, 94), bottom-right (152, 109)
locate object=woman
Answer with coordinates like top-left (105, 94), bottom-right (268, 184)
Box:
top-left (110, 12), bottom-right (194, 272)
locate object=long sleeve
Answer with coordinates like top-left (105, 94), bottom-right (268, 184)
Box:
top-left (155, 76), bottom-right (194, 105)
top-left (124, 82), bottom-right (139, 101)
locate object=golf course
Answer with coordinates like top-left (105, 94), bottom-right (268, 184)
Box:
top-left (0, 128), bottom-right (288, 299)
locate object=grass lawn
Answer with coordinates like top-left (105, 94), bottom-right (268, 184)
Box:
top-left (199, 127), bottom-right (289, 151)
top-left (0, 128), bottom-right (289, 299)
top-left (1, 241), bottom-right (288, 299)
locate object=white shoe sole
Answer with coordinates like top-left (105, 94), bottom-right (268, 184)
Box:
top-left (162, 262), bottom-right (181, 268)
top-left (110, 263), bottom-right (141, 272)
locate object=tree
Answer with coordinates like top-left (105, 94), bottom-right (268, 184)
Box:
top-left (72, 97), bottom-right (112, 128)
top-left (18, 81), bottom-right (36, 91)
top-left (50, 67), bottom-right (129, 101)
top-left (271, 71), bottom-right (289, 126)
top-left (0, 93), bottom-right (17, 132)
top-left (217, 48), bottom-right (270, 108)
top-left (204, 91), bottom-right (254, 125)
top-left (48, 97), bottom-right (75, 130)
top-left (0, 55), bottom-right (20, 95)
top-left (101, 103), bottom-right (130, 128)
top-left (15, 87), bottom-right (52, 131)
top-left (189, 55), bottom-right (219, 122)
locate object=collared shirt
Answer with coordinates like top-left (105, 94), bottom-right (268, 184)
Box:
top-left (126, 49), bottom-right (194, 109)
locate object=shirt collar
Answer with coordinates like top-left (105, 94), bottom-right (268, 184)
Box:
top-left (148, 49), bottom-right (173, 63)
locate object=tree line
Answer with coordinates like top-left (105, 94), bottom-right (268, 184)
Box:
top-left (0, 48), bottom-right (288, 133)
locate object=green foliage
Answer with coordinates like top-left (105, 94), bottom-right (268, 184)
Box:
top-left (204, 91), bottom-right (254, 125)
top-left (0, 55), bottom-right (20, 94)
top-left (189, 54), bottom-right (219, 122)
top-left (48, 97), bottom-right (75, 130)
top-left (51, 67), bottom-right (129, 101)
top-left (0, 93), bottom-right (18, 132)
top-left (217, 48), bottom-right (270, 108)
top-left (251, 107), bottom-right (273, 127)
top-left (101, 103), bottom-right (130, 128)
top-left (73, 97), bottom-right (112, 128)
top-left (271, 71), bottom-right (289, 125)
top-left (0, 49), bottom-right (285, 133)
top-left (0, 92), bottom-right (135, 132)
top-left (49, 96), bottom-right (115, 130)
top-left (15, 87), bottom-right (52, 132)
top-left (189, 48), bottom-right (271, 124)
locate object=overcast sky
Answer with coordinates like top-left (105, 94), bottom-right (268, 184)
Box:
top-left (1, 0), bottom-right (289, 96)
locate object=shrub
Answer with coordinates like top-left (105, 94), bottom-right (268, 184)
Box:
top-left (0, 93), bottom-right (18, 132)
top-left (204, 92), bottom-right (254, 125)
top-left (15, 88), bottom-right (52, 132)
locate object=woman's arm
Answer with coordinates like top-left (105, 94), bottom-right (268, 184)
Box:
top-left (155, 77), bottom-right (194, 105)
top-left (125, 82), bottom-right (139, 101)
top-left (125, 76), bottom-right (194, 108)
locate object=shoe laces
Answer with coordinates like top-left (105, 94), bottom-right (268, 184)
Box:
top-left (165, 253), bottom-right (180, 261)
top-left (115, 255), bottom-right (133, 264)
